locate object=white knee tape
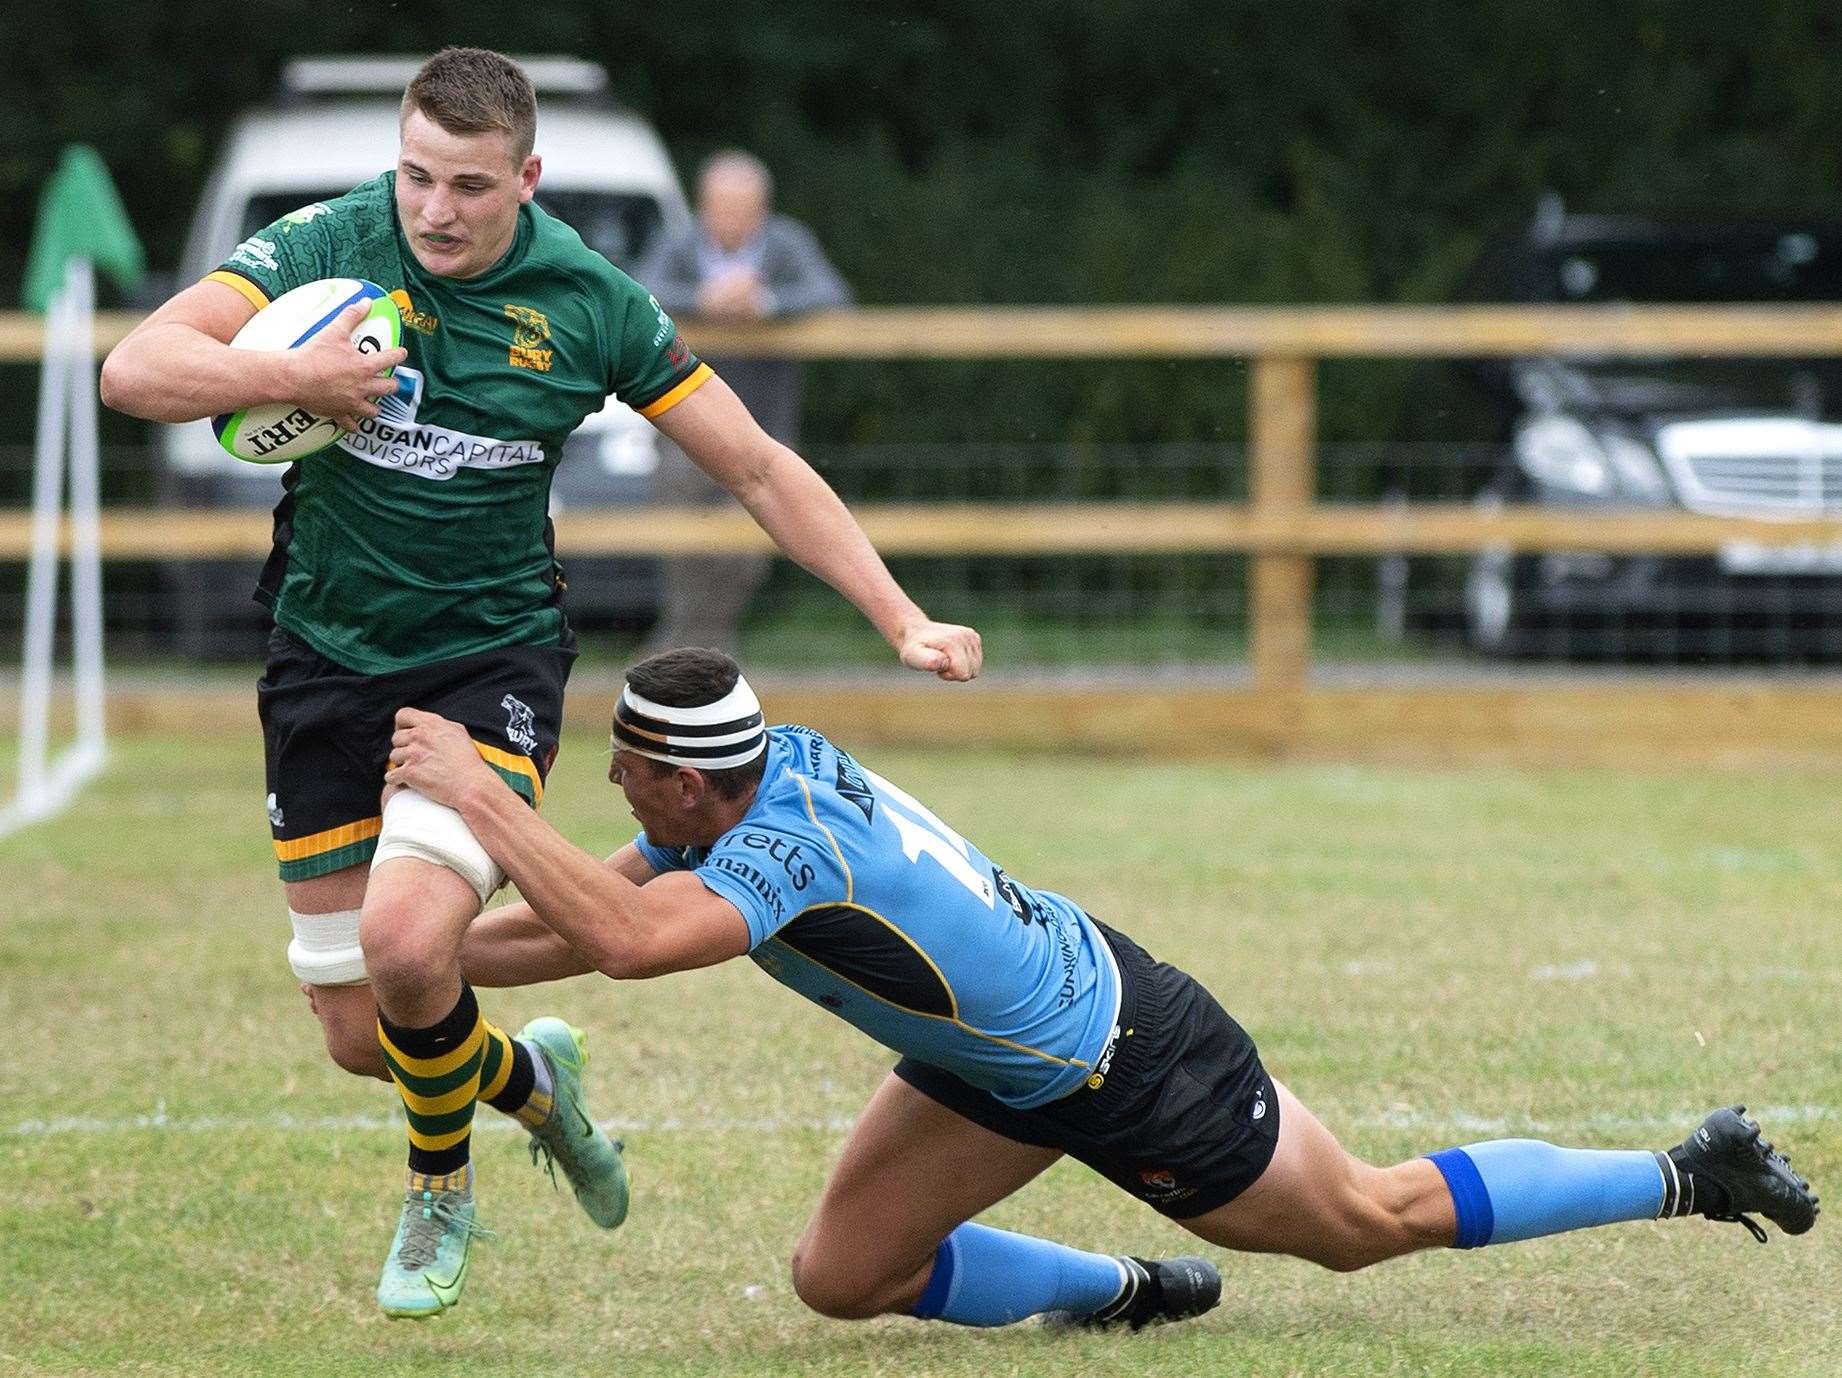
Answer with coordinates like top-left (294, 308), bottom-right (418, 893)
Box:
top-left (370, 787), bottom-right (504, 906)
top-left (287, 907), bottom-right (368, 985)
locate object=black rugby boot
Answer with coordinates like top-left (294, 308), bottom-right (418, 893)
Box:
top-left (1657, 1105), bottom-right (1819, 1243)
top-left (1072, 1255), bottom-right (1222, 1330)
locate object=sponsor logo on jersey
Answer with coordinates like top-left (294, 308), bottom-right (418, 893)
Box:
top-left (503, 303), bottom-right (554, 372)
top-left (1052, 913), bottom-right (1080, 1007)
top-left (501, 694), bottom-right (538, 754)
top-left (739, 831), bottom-right (816, 891)
top-left (229, 235), bottom-right (279, 272)
top-left (833, 752), bottom-right (876, 824)
top-left (335, 364), bottom-right (546, 480)
top-left (993, 866), bottom-right (1035, 925)
top-left (390, 288), bottom-right (438, 336)
top-left (711, 856), bottom-right (786, 921)
top-left (648, 294), bottom-right (672, 348)
top-left (281, 203), bottom-right (332, 228)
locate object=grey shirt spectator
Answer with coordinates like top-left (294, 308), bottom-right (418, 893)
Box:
top-left (636, 151), bottom-right (852, 652)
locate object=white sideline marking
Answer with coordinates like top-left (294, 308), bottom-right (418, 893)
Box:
top-left (6, 1102), bottom-right (1835, 1140)
top-left (1529, 960), bottom-right (1601, 981)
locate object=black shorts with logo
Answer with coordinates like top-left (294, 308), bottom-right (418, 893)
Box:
top-left (894, 921), bottom-right (1280, 1219)
top-left (256, 626), bottom-right (575, 883)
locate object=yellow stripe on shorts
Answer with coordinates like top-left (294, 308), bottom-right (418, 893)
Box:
top-left (273, 816), bottom-right (382, 863)
top-left (473, 740), bottom-right (543, 807)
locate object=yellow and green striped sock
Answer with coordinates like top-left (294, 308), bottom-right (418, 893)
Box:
top-left (480, 1020), bottom-right (552, 1129)
top-left (378, 985), bottom-right (486, 1178)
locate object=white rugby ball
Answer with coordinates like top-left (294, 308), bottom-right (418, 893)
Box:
top-left (213, 278), bottom-right (402, 464)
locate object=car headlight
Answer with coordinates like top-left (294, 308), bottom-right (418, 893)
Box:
top-left (1599, 432), bottom-right (1670, 500)
top-left (1515, 416), bottom-right (1610, 494)
top-left (1513, 416), bottom-right (1669, 500)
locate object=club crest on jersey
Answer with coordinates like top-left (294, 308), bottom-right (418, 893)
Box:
top-left (501, 694), bottom-right (539, 754)
top-left (503, 304), bottom-right (553, 372)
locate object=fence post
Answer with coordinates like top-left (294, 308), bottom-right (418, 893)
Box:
top-left (1249, 355), bottom-right (1317, 712)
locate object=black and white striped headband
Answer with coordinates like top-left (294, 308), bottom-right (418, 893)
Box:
top-left (612, 677), bottom-right (767, 770)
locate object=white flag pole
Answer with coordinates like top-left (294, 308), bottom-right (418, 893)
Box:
top-left (65, 258), bottom-right (108, 767)
top-left (13, 272), bottom-right (72, 813)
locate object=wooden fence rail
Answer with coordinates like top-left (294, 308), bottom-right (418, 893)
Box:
top-left (5, 304), bottom-right (1841, 741)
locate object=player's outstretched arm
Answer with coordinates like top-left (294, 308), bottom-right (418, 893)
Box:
top-left (650, 375), bottom-right (983, 681)
top-left (100, 284), bottom-right (406, 428)
top-left (460, 843), bottom-right (661, 986)
top-left (387, 709), bottom-right (752, 979)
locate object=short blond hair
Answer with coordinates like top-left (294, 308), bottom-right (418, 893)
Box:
top-left (402, 47), bottom-right (537, 161)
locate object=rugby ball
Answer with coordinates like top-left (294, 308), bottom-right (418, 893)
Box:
top-left (212, 278), bottom-right (402, 464)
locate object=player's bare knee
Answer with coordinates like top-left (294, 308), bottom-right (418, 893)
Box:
top-left (788, 1246), bottom-right (884, 1320)
top-left (358, 905), bottom-right (453, 995)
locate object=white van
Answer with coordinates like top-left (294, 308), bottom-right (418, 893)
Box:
top-left (158, 55), bottom-right (688, 652)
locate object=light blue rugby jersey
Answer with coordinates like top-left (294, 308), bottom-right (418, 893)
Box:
top-left (633, 725), bottom-right (1121, 1108)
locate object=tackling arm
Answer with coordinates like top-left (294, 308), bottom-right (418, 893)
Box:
top-left (459, 844), bottom-right (662, 987)
top-left (650, 375), bottom-right (983, 681)
top-left (387, 711), bottom-right (752, 980)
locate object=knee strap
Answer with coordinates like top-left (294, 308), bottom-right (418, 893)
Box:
top-left (287, 907), bottom-right (367, 986)
top-left (371, 787), bottom-right (504, 906)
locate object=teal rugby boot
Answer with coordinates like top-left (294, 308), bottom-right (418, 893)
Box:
top-left (376, 1185), bottom-right (492, 1319)
top-left (519, 1017), bottom-right (631, 1229)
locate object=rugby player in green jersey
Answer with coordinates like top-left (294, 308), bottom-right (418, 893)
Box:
top-left (101, 47), bottom-right (982, 1318)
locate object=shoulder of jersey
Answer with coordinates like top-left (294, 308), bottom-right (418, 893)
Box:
top-left (528, 205), bottom-right (629, 284)
top-left (294, 173), bottom-right (392, 226)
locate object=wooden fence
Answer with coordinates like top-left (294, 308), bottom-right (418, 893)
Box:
top-left (5, 304), bottom-right (1842, 763)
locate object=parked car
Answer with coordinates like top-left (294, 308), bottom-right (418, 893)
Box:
top-left (1457, 200), bottom-right (1842, 659)
top-left (158, 55), bottom-right (688, 654)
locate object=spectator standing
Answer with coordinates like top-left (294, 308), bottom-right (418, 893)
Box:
top-left (638, 150), bottom-right (853, 653)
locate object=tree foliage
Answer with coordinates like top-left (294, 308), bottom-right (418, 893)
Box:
top-left (4, 1), bottom-right (1839, 443)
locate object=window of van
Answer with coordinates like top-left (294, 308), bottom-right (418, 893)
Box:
top-left (238, 188), bottom-right (667, 272)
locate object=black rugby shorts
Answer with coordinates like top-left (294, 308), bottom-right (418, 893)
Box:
top-left (895, 921), bottom-right (1280, 1219)
top-left (256, 626), bottom-right (574, 882)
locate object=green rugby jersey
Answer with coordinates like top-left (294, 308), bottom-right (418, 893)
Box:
top-left (207, 172), bottom-right (712, 674)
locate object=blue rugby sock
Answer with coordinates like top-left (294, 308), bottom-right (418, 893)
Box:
top-left (1427, 1139), bottom-right (1666, 1247)
top-left (910, 1222), bottom-right (1127, 1327)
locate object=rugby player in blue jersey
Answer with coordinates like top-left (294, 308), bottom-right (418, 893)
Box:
top-left (385, 648), bottom-right (1819, 1330)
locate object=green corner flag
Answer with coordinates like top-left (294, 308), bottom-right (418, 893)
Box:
top-left (23, 145), bottom-right (145, 313)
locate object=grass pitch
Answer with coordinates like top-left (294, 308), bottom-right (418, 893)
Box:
top-left (2, 726), bottom-right (1837, 1377)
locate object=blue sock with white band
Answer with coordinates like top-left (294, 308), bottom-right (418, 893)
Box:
top-left (911, 1222), bottom-right (1127, 1326)
top-left (1428, 1140), bottom-right (1667, 1247)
